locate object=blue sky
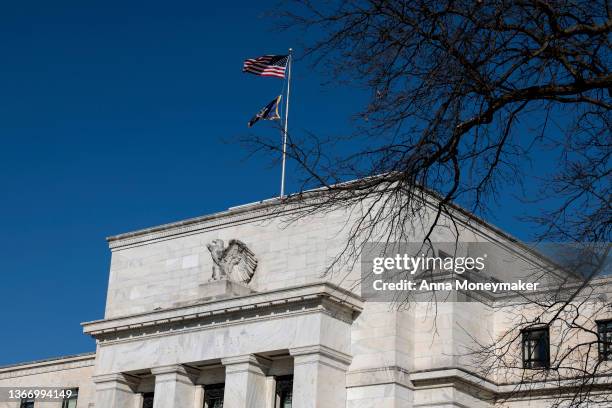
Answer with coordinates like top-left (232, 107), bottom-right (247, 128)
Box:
top-left (0, 1), bottom-right (558, 366)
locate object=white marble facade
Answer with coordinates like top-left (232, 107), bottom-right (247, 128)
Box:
top-left (2, 198), bottom-right (611, 408)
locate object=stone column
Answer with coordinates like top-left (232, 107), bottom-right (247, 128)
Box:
top-left (194, 386), bottom-right (205, 408)
top-left (290, 345), bottom-right (352, 408)
top-left (92, 373), bottom-right (140, 408)
top-left (265, 376), bottom-right (277, 407)
top-left (151, 365), bottom-right (199, 408)
top-left (221, 355), bottom-right (271, 408)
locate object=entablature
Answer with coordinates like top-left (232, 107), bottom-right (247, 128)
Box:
top-left (82, 283), bottom-right (363, 343)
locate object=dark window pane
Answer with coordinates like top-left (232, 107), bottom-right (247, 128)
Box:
top-left (142, 392), bottom-right (154, 408)
top-left (62, 388), bottom-right (79, 408)
top-left (204, 384), bottom-right (224, 408)
top-left (276, 375), bottom-right (293, 408)
top-left (20, 398), bottom-right (34, 408)
top-left (522, 327), bottom-right (550, 369)
top-left (597, 320), bottom-right (612, 361)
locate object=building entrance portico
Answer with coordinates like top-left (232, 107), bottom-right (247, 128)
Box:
top-left (83, 283), bottom-right (361, 408)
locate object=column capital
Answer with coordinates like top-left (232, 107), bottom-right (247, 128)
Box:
top-left (290, 346), bottom-right (350, 408)
top-left (151, 365), bottom-right (199, 408)
top-left (221, 354), bottom-right (272, 375)
top-left (151, 364), bottom-right (199, 384)
top-left (290, 345), bottom-right (352, 368)
top-left (222, 354), bottom-right (270, 407)
top-left (93, 373), bottom-right (140, 408)
top-left (92, 373), bottom-right (140, 390)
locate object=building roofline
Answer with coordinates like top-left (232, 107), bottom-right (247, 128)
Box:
top-left (0, 351), bottom-right (95, 372)
top-left (106, 185), bottom-right (520, 247)
top-left (106, 197), bottom-right (282, 244)
top-left (103, 180), bottom-right (588, 278)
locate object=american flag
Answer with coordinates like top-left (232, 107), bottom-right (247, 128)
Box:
top-left (242, 55), bottom-right (288, 78)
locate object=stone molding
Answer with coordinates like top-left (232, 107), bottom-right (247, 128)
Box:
top-left (346, 366), bottom-right (413, 389)
top-left (409, 367), bottom-right (498, 395)
top-left (0, 353), bottom-right (95, 380)
top-left (82, 283), bottom-right (362, 344)
top-left (107, 201), bottom-right (287, 250)
top-left (92, 373), bottom-right (141, 391)
top-left (221, 355), bottom-right (272, 377)
top-left (150, 364), bottom-right (200, 387)
top-left (290, 345), bottom-right (352, 370)
top-left (406, 366), bottom-right (612, 394)
top-left (366, 366), bottom-right (612, 396)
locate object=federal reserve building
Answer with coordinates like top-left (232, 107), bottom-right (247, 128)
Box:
top-left (1, 194), bottom-right (611, 408)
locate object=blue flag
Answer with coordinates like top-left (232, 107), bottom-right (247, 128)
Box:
top-left (248, 95), bottom-right (282, 128)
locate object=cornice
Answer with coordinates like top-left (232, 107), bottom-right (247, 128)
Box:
top-left (106, 200), bottom-right (290, 251)
top-left (0, 353), bottom-right (95, 380)
top-left (82, 283), bottom-right (363, 344)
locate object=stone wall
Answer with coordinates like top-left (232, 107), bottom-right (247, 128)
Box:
top-left (104, 205), bottom-right (357, 319)
top-left (0, 353), bottom-right (95, 408)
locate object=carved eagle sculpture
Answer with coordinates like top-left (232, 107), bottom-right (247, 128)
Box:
top-left (206, 239), bottom-right (258, 284)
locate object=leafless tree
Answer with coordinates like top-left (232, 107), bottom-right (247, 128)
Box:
top-left (246, 1), bottom-right (610, 406)
top-left (254, 0), bottom-right (610, 238)
top-left (466, 244), bottom-right (611, 407)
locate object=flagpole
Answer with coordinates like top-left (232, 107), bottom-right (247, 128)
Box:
top-left (280, 48), bottom-right (292, 199)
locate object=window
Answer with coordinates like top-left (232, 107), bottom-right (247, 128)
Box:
top-left (597, 320), bottom-right (612, 361)
top-left (522, 327), bottom-right (550, 369)
top-left (62, 388), bottom-right (78, 408)
top-left (20, 398), bottom-right (34, 408)
top-left (275, 375), bottom-right (293, 408)
top-left (203, 384), bottom-right (224, 408)
top-left (142, 392), bottom-right (154, 408)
